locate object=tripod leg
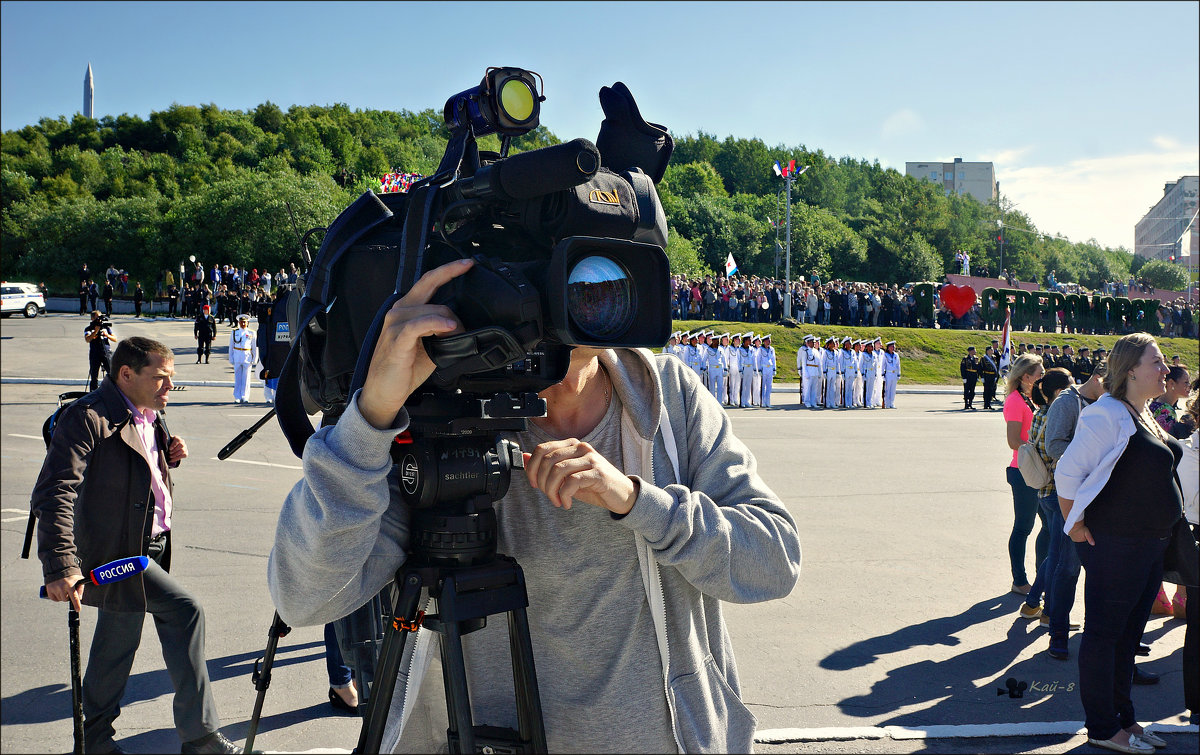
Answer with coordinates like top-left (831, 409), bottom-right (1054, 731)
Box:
top-left (439, 619), bottom-right (476, 754)
top-left (508, 607), bottom-right (547, 752)
top-left (69, 606), bottom-right (83, 755)
top-left (244, 612), bottom-right (290, 754)
top-left (358, 572), bottom-right (423, 755)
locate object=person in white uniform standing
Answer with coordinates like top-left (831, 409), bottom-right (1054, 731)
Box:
top-left (739, 333), bottom-right (757, 408)
top-left (799, 335), bottom-right (823, 408)
top-left (705, 332), bottom-right (726, 401)
top-left (726, 333), bottom-right (743, 406)
top-left (823, 337), bottom-right (840, 409)
top-left (882, 340), bottom-right (901, 409)
top-left (759, 334), bottom-right (777, 408)
top-left (228, 314), bottom-right (259, 404)
top-left (861, 340), bottom-right (879, 408)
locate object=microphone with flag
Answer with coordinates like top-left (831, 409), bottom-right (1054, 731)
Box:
top-left (725, 253), bottom-right (739, 277)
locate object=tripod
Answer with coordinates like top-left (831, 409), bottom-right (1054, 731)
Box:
top-left (357, 428), bottom-right (548, 754)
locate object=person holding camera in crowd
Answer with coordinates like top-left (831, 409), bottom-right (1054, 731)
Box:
top-left (84, 310), bottom-right (117, 391)
top-left (267, 258), bottom-right (802, 753)
top-left (32, 337), bottom-right (241, 755)
top-left (1056, 333), bottom-right (1185, 754)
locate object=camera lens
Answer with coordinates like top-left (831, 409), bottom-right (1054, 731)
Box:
top-left (566, 255), bottom-right (634, 341)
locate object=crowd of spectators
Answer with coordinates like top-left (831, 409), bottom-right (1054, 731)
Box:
top-left (673, 271), bottom-right (1196, 337)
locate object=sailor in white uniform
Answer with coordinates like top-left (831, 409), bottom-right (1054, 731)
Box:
top-left (838, 337), bottom-right (856, 408)
top-left (861, 340), bottom-right (879, 408)
top-left (662, 331), bottom-right (682, 359)
top-left (759, 334), bottom-right (777, 408)
top-left (720, 331), bottom-right (739, 403)
top-left (704, 332), bottom-right (726, 401)
top-left (739, 333), bottom-right (757, 408)
top-left (822, 336), bottom-right (840, 409)
top-left (798, 334), bottom-right (823, 408)
top-left (228, 314), bottom-right (259, 403)
top-left (850, 339), bottom-right (865, 407)
top-left (882, 340), bottom-right (901, 408)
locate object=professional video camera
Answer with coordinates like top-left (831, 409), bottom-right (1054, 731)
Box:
top-left (255, 69), bottom-right (677, 753)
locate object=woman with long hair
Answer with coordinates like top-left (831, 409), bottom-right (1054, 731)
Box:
top-left (1003, 353), bottom-right (1046, 596)
top-left (1056, 333), bottom-right (1184, 754)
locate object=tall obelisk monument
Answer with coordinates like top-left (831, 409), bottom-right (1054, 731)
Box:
top-left (83, 63), bottom-right (94, 118)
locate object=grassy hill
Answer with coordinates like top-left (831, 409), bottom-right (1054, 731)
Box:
top-left (673, 319), bottom-right (1199, 384)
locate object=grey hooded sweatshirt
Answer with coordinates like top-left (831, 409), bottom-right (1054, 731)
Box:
top-left (268, 348), bottom-right (802, 752)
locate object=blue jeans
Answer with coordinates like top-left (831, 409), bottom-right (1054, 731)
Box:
top-left (1075, 532), bottom-right (1168, 740)
top-left (1006, 467), bottom-right (1048, 587)
top-left (324, 623), bottom-right (353, 688)
top-left (1044, 495), bottom-right (1081, 635)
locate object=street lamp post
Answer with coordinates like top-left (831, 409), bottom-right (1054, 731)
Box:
top-left (997, 219), bottom-right (1004, 279)
top-left (780, 164), bottom-right (810, 319)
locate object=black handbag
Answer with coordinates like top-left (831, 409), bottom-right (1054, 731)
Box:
top-left (1162, 517), bottom-right (1199, 588)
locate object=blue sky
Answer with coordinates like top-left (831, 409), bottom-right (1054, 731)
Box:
top-left (2, 1), bottom-right (1197, 252)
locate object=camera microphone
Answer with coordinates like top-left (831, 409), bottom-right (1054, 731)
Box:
top-left (460, 138), bottom-right (600, 201)
top-left (39, 556), bottom-right (150, 597)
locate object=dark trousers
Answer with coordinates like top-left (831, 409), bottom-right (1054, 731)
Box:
top-left (963, 378), bottom-right (977, 407)
top-left (169, 298), bottom-right (178, 317)
top-left (982, 378), bottom-right (997, 409)
top-left (1185, 524), bottom-right (1199, 715)
top-left (88, 353), bottom-right (111, 391)
top-left (1075, 532), bottom-right (1168, 741)
top-left (196, 339), bottom-right (211, 362)
top-left (83, 558), bottom-right (220, 750)
top-left (79, 295), bottom-right (88, 315)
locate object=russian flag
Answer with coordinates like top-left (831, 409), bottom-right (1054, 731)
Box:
top-left (725, 253), bottom-right (738, 277)
top-left (773, 160), bottom-right (782, 177)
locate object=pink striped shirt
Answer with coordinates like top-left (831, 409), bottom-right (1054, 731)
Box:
top-left (120, 392), bottom-right (172, 537)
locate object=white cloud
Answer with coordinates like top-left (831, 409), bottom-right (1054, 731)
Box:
top-left (879, 109), bottom-right (923, 141)
top-left (996, 144), bottom-right (1199, 250)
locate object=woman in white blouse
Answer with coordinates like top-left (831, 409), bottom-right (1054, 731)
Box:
top-left (1056, 333), bottom-right (1184, 754)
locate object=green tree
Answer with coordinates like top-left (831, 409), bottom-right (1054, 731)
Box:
top-left (1137, 259), bottom-right (1189, 291)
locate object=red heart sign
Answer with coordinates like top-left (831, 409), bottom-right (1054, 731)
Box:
top-left (940, 284), bottom-right (977, 318)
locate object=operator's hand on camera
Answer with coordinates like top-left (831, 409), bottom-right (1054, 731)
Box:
top-left (523, 441), bottom-right (639, 515)
top-left (45, 575), bottom-right (85, 612)
top-left (359, 258), bottom-right (474, 430)
top-left (167, 436), bottom-right (188, 464)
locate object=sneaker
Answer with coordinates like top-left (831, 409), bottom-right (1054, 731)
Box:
top-left (181, 731), bottom-right (242, 754)
top-left (1011, 583), bottom-right (1032, 596)
top-left (1130, 729), bottom-right (1167, 748)
top-left (1019, 602), bottom-right (1042, 620)
top-left (1087, 733), bottom-right (1155, 754)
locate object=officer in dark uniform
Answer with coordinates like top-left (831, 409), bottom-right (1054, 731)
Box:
top-left (960, 346), bottom-right (980, 410)
top-left (1074, 347), bottom-right (1093, 383)
top-left (78, 279), bottom-right (90, 315)
top-left (979, 346), bottom-right (1000, 410)
top-left (167, 283), bottom-right (180, 318)
top-left (1093, 347), bottom-right (1107, 375)
top-left (1058, 344), bottom-right (1075, 380)
top-left (1040, 344), bottom-right (1054, 369)
top-left (193, 304), bottom-right (217, 364)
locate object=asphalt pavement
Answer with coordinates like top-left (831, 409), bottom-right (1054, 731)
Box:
top-left (1, 312), bottom-right (1193, 754)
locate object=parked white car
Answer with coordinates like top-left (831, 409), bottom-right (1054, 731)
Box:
top-left (0, 282), bottom-right (47, 318)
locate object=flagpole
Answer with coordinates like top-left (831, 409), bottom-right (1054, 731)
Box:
top-left (784, 170), bottom-right (793, 319)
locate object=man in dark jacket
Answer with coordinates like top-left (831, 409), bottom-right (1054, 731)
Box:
top-left (960, 346), bottom-right (979, 410)
top-left (31, 337), bottom-right (240, 754)
top-left (194, 305), bottom-right (217, 364)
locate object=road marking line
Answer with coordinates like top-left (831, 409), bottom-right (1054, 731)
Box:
top-left (208, 457), bottom-right (301, 470)
top-left (755, 721), bottom-right (1196, 742)
top-left (8, 433), bottom-right (43, 440)
top-left (2, 515), bottom-right (29, 522)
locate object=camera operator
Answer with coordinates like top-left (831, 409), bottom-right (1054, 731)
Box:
top-left (84, 310), bottom-right (116, 391)
top-left (32, 337), bottom-right (241, 754)
top-left (268, 258), bottom-right (802, 752)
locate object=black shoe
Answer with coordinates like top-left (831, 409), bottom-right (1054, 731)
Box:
top-left (181, 731), bottom-right (242, 754)
top-left (328, 686), bottom-right (358, 714)
top-left (1132, 666), bottom-right (1159, 685)
top-left (1135, 643), bottom-right (1151, 656)
top-left (90, 743), bottom-right (128, 754)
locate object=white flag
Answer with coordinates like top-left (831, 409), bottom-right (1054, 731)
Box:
top-left (725, 253), bottom-right (738, 277)
top-left (999, 309), bottom-right (1013, 373)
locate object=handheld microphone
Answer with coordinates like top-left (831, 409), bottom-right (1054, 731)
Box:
top-left (39, 556), bottom-right (150, 598)
top-left (459, 138), bottom-right (600, 201)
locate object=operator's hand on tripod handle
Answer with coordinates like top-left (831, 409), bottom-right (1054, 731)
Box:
top-left (360, 258), bottom-right (474, 430)
top-left (45, 576), bottom-right (85, 612)
top-left (167, 435), bottom-right (188, 464)
top-left (523, 441), bottom-right (640, 515)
